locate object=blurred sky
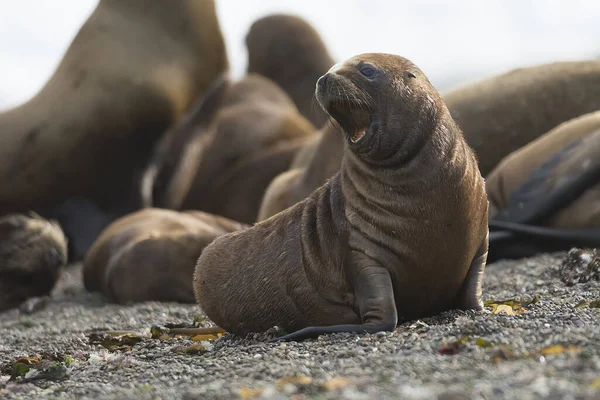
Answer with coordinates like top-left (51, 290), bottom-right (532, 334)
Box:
top-left (1, 0), bottom-right (600, 111)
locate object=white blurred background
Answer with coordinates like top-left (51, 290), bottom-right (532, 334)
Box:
top-left (1, 0), bottom-right (599, 111)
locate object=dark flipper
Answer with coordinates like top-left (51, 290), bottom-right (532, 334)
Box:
top-left (492, 139), bottom-right (593, 225)
top-left (453, 233), bottom-right (488, 310)
top-left (488, 220), bottom-right (600, 263)
top-left (272, 251), bottom-right (398, 342)
top-left (141, 73), bottom-right (231, 209)
top-left (489, 135), bottom-right (600, 262)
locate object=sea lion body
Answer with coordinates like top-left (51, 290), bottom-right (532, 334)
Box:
top-left (257, 121), bottom-right (344, 220)
top-left (246, 14), bottom-right (335, 127)
top-left (195, 53), bottom-right (489, 339)
top-left (0, 0), bottom-right (228, 257)
top-left (0, 213), bottom-right (67, 311)
top-left (484, 111), bottom-right (600, 262)
top-left (83, 208), bottom-right (246, 304)
top-left (487, 110), bottom-right (600, 226)
top-left (444, 60), bottom-right (600, 175)
top-left (147, 73), bottom-right (316, 224)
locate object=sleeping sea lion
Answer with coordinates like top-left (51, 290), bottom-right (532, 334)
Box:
top-left (83, 208), bottom-right (247, 304)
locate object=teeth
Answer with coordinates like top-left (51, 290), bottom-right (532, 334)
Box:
top-left (350, 129), bottom-right (366, 143)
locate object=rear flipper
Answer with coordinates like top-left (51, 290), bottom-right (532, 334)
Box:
top-left (272, 251), bottom-right (398, 342)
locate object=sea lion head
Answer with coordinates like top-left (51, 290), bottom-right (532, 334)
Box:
top-left (315, 53), bottom-right (442, 164)
top-left (0, 213), bottom-right (67, 310)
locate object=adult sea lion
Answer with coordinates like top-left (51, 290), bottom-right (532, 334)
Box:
top-left (246, 14), bottom-right (336, 127)
top-left (0, 0), bottom-right (228, 258)
top-left (444, 60), bottom-right (600, 175)
top-left (0, 213), bottom-right (67, 311)
top-left (484, 111), bottom-right (600, 262)
top-left (194, 53), bottom-right (489, 340)
top-left (146, 73), bottom-right (317, 224)
top-left (83, 208), bottom-right (247, 304)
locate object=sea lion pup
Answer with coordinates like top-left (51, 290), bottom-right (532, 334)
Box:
top-left (194, 53), bottom-right (489, 340)
top-left (257, 120), bottom-right (345, 220)
top-left (0, 213), bottom-right (67, 311)
top-left (246, 14), bottom-right (336, 127)
top-left (147, 73), bottom-right (317, 224)
top-left (0, 0), bottom-right (228, 259)
top-left (483, 111), bottom-right (600, 262)
top-left (83, 208), bottom-right (247, 304)
top-left (444, 60), bottom-right (600, 175)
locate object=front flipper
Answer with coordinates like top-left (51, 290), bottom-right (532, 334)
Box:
top-left (453, 232), bottom-right (488, 310)
top-left (272, 252), bottom-right (398, 342)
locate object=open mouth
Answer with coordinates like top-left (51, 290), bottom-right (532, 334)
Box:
top-left (326, 99), bottom-right (372, 144)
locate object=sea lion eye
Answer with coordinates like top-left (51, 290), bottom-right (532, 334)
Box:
top-left (360, 65), bottom-right (376, 78)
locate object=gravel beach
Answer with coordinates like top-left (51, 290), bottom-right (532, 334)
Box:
top-left (1, 251), bottom-right (599, 400)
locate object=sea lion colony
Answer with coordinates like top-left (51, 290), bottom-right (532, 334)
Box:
top-left (1, 1), bottom-right (599, 340)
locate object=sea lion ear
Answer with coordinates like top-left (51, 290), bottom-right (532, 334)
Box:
top-left (407, 72), bottom-right (416, 79)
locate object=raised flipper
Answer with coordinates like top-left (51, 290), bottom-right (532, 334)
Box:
top-left (272, 251), bottom-right (398, 342)
top-left (453, 233), bottom-right (488, 310)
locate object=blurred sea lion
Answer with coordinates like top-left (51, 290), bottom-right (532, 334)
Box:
top-left (83, 208), bottom-right (246, 304)
top-left (445, 60), bottom-right (600, 175)
top-left (146, 74), bottom-right (317, 224)
top-left (257, 120), bottom-right (344, 220)
top-left (0, 213), bottom-right (67, 311)
top-left (0, 0), bottom-right (228, 259)
top-left (246, 14), bottom-right (335, 127)
top-left (485, 111), bottom-right (600, 262)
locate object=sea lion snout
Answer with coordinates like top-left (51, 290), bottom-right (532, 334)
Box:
top-left (315, 70), bottom-right (372, 144)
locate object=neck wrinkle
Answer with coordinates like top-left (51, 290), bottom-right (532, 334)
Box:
top-left (341, 109), bottom-right (461, 207)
